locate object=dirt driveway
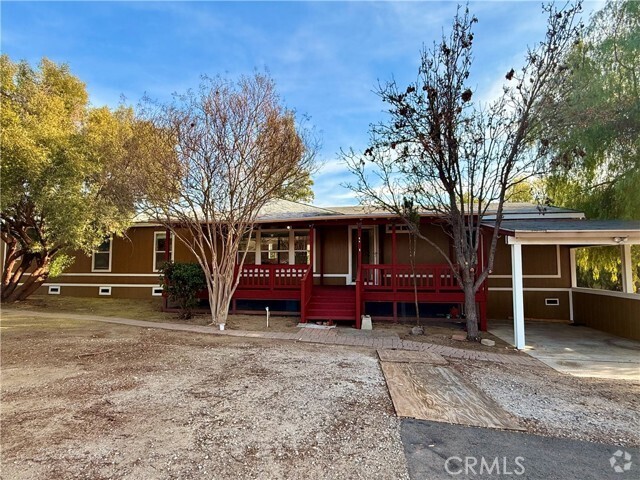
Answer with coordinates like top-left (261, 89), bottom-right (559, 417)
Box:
top-left (3, 310), bottom-right (639, 480)
top-left (1, 313), bottom-right (409, 480)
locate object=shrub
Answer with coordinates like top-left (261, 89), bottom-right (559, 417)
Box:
top-left (160, 262), bottom-right (207, 319)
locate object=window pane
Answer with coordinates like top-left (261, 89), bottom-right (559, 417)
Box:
top-left (241, 252), bottom-right (256, 264)
top-left (156, 253), bottom-right (168, 271)
top-left (294, 251), bottom-right (309, 265)
top-left (97, 239), bottom-right (111, 252)
top-left (240, 236), bottom-right (256, 252)
top-left (156, 234), bottom-right (166, 252)
top-left (260, 231), bottom-right (289, 252)
top-left (93, 252), bottom-right (110, 270)
top-left (261, 251), bottom-right (289, 265)
top-left (294, 234), bottom-right (309, 251)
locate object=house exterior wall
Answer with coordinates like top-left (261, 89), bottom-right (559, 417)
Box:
top-left (487, 241), bottom-right (572, 320)
top-left (19, 223), bottom-right (572, 323)
top-left (381, 224), bottom-right (451, 264)
top-left (316, 225), bottom-right (349, 285)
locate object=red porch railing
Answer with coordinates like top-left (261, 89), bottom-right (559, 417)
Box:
top-left (360, 264), bottom-right (459, 292)
top-left (235, 264), bottom-right (308, 290)
top-left (300, 267), bottom-right (313, 323)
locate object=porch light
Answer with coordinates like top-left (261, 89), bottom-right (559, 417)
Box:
top-left (613, 236), bottom-right (628, 244)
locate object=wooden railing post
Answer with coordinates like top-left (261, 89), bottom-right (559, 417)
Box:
top-left (392, 223), bottom-right (397, 292)
top-left (269, 265), bottom-right (275, 291)
top-left (301, 268), bottom-right (307, 323)
top-left (355, 272), bottom-right (362, 329)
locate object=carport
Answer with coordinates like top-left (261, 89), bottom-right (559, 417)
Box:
top-left (492, 219), bottom-right (640, 350)
top-left (490, 320), bottom-right (640, 380)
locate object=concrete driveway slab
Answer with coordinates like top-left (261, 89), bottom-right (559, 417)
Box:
top-left (490, 321), bottom-right (640, 380)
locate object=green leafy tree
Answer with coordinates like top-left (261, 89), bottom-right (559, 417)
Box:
top-left (544, 0), bottom-right (639, 219)
top-left (539, 1), bottom-right (639, 292)
top-left (160, 262), bottom-right (207, 319)
top-left (1, 56), bottom-right (156, 301)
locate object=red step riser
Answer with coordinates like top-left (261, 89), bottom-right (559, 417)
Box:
top-left (307, 309), bottom-right (355, 316)
top-left (308, 300), bottom-right (354, 305)
top-left (310, 294), bottom-right (354, 298)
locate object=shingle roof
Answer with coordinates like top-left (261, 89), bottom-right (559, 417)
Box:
top-left (133, 199), bottom-right (588, 225)
top-left (256, 199), bottom-right (342, 221)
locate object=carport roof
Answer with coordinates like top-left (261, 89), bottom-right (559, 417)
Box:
top-left (491, 219), bottom-right (640, 233)
top-left (483, 219), bottom-right (640, 245)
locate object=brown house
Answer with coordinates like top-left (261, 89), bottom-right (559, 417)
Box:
top-left (14, 200), bottom-right (640, 345)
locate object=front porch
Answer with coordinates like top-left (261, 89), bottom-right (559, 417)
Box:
top-left (153, 213), bottom-right (492, 329)
top-left (232, 267), bottom-right (486, 330)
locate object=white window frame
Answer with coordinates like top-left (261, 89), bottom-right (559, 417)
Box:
top-left (48, 285), bottom-right (61, 295)
top-left (153, 231), bottom-right (175, 272)
top-left (99, 286), bottom-right (112, 296)
top-left (91, 238), bottom-right (113, 272)
top-left (241, 229), bottom-right (310, 266)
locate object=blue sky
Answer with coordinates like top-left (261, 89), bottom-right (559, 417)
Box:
top-left (2, 1), bottom-right (603, 206)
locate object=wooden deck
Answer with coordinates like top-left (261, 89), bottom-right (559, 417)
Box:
top-left (380, 362), bottom-right (523, 430)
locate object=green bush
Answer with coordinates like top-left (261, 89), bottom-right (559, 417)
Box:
top-left (160, 262), bottom-right (207, 319)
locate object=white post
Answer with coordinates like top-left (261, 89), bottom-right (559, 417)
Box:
top-left (568, 247), bottom-right (576, 323)
top-left (569, 248), bottom-right (577, 288)
top-left (621, 244), bottom-right (634, 293)
top-left (511, 243), bottom-right (525, 350)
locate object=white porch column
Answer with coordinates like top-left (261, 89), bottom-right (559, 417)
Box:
top-left (511, 243), bottom-right (525, 350)
top-left (621, 244), bottom-right (634, 293)
top-left (569, 248), bottom-right (576, 322)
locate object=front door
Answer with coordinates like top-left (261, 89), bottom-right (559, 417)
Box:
top-left (350, 226), bottom-right (377, 283)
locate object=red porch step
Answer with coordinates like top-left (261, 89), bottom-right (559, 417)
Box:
top-left (305, 286), bottom-right (356, 322)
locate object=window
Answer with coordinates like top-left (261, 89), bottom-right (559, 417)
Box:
top-left (293, 233), bottom-right (310, 264)
top-left (260, 231), bottom-right (290, 265)
top-left (99, 286), bottom-right (112, 296)
top-left (153, 232), bottom-right (174, 272)
top-left (238, 235), bottom-right (257, 264)
top-left (236, 230), bottom-right (311, 265)
top-left (48, 285), bottom-right (61, 295)
top-left (151, 286), bottom-right (164, 297)
top-left (385, 224), bottom-right (412, 234)
top-left (92, 238), bottom-right (112, 272)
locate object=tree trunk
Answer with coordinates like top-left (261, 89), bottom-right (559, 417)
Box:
top-left (463, 281), bottom-right (480, 341)
top-left (207, 270), bottom-right (233, 326)
top-left (1, 255), bottom-right (33, 301)
top-left (4, 257), bottom-right (50, 302)
top-left (409, 233), bottom-right (420, 326)
top-left (1, 240), bottom-right (20, 291)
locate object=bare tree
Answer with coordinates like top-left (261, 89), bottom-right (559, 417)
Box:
top-left (141, 73), bottom-right (317, 326)
top-left (343, 3), bottom-right (582, 340)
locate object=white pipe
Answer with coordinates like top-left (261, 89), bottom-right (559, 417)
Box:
top-left (266, 306), bottom-right (270, 328)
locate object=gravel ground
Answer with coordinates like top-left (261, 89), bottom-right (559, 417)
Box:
top-left (1, 314), bottom-right (409, 480)
top-left (453, 361), bottom-right (640, 447)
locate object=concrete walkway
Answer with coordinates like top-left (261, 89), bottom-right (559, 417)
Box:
top-left (490, 320), bottom-right (640, 380)
top-left (3, 309), bottom-right (539, 367)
